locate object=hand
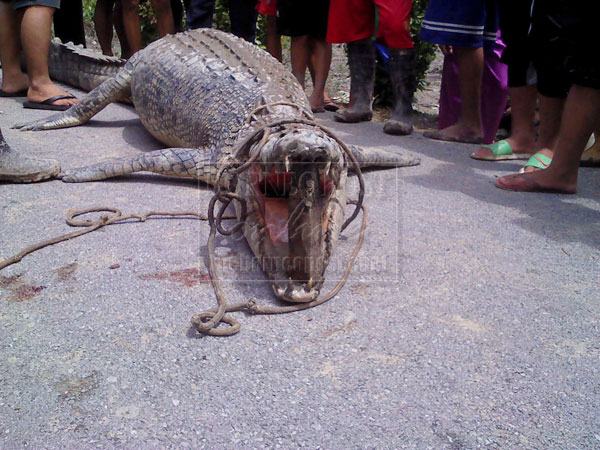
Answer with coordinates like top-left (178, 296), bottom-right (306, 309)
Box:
top-left (439, 44), bottom-right (453, 55)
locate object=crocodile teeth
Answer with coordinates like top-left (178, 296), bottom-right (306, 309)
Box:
top-left (284, 156), bottom-right (290, 172)
top-left (321, 161), bottom-right (331, 177)
top-left (307, 278), bottom-right (314, 289)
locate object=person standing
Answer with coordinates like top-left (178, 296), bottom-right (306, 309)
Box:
top-left (186, 0), bottom-right (258, 43)
top-left (120, 0), bottom-right (176, 56)
top-left (0, 0), bottom-right (78, 110)
top-left (328, 0), bottom-right (416, 135)
top-left (420, 0), bottom-right (498, 144)
top-left (495, 0), bottom-right (600, 193)
top-left (277, 0), bottom-right (333, 112)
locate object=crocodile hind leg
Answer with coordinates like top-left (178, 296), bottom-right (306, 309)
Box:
top-left (12, 59), bottom-right (135, 131)
top-left (61, 147), bottom-right (218, 185)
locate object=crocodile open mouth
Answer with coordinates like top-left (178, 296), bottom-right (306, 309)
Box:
top-left (247, 158), bottom-right (338, 302)
top-left (238, 127), bottom-right (345, 302)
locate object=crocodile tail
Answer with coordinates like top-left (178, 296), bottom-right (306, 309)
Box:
top-left (48, 38), bottom-right (126, 92)
top-left (349, 144), bottom-right (421, 169)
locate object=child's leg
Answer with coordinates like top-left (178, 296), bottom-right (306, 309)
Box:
top-left (290, 35), bottom-right (309, 88)
top-left (151, 0), bottom-right (176, 37)
top-left (265, 14), bottom-right (282, 62)
top-left (307, 38), bottom-right (332, 112)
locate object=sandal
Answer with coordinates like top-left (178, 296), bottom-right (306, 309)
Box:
top-left (518, 153), bottom-right (551, 174)
top-left (471, 139), bottom-right (532, 161)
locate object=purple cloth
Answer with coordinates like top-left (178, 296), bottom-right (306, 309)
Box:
top-left (438, 38), bottom-right (509, 144)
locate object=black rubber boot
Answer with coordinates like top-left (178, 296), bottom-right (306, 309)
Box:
top-left (383, 48), bottom-right (416, 136)
top-left (0, 127), bottom-right (60, 183)
top-left (334, 39), bottom-right (375, 123)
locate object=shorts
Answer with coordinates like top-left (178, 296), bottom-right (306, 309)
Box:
top-left (277, 0), bottom-right (329, 39)
top-left (256, 0), bottom-right (276, 17)
top-left (498, 0), bottom-right (536, 87)
top-left (1, 0), bottom-right (60, 8)
top-left (327, 0), bottom-right (413, 50)
top-left (420, 0), bottom-right (498, 52)
top-left (532, 0), bottom-right (600, 96)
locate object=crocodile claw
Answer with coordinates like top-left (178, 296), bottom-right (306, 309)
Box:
top-left (12, 112), bottom-right (71, 131)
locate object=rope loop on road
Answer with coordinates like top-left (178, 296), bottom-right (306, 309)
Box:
top-left (192, 111), bottom-right (367, 335)
top-left (1, 106), bottom-right (368, 338)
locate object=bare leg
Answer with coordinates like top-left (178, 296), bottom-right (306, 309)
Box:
top-left (308, 47), bottom-right (336, 111)
top-left (426, 47), bottom-right (484, 143)
top-left (472, 84), bottom-right (537, 158)
top-left (21, 6), bottom-right (77, 107)
top-left (306, 38), bottom-right (331, 112)
top-left (151, 0), bottom-right (176, 37)
top-left (496, 85), bottom-right (600, 193)
top-left (265, 15), bottom-right (281, 62)
top-left (94, 0), bottom-right (116, 56)
top-left (120, 0), bottom-right (142, 55)
top-left (0, 2), bottom-right (29, 94)
top-left (519, 94), bottom-right (564, 172)
top-left (290, 35), bottom-right (309, 89)
top-left (113, 1), bottom-right (131, 58)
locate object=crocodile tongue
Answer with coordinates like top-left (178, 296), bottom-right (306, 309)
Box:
top-left (264, 197), bottom-right (289, 244)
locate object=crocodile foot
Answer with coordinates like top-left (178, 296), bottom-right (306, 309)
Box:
top-left (12, 111), bottom-right (74, 131)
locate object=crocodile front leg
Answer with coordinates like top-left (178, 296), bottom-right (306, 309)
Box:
top-left (12, 61), bottom-right (135, 131)
top-left (61, 147), bottom-right (218, 184)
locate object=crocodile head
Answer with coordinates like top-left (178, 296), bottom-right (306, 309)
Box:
top-left (236, 127), bottom-right (348, 303)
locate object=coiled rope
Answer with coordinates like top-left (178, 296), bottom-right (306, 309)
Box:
top-left (0, 113), bottom-right (367, 337)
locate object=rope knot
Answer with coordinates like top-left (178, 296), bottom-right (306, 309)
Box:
top-left (247, 298), bottom-right (258, 313)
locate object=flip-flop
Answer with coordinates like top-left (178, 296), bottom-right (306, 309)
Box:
top-left (323, 100), bottom-right (339, 112)
top-left (518, 153), bottom-right (552, 173)
top-left (495, 173), bottom-right (575, 194)
top-left (580, 133), bottom-right (600, 167)
top-left (23, 94), bottom-right (77, 111)
top-left (0, 88), bottom-right (28, 98)
top-left (471, 139), bottom-right (533, 161)
top-left (423, 130), bottom-right (483, 145)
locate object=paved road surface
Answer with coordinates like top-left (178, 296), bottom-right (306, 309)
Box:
top-left (1, 82), bottom-right (599, 449)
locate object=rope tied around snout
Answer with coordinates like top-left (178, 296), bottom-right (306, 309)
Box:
top-left (193, 114), bottom-right (367, 336)
top-left (0, 106), bottom-right (368, 338)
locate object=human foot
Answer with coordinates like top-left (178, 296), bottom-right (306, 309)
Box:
top-left (27, 83), bottom-right (78, 108)
top-left (0, 73), bottom-right (29, 97)
top-left (495, 169), bottom-right (577, 194)
top-left (423, 123), bottom-right (483, 144)
top-left (309, 93), bottom-right (325, 113)
top-left (471, 138), bottom-right (534, 160)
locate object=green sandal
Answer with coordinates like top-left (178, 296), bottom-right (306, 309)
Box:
top-left (470, 139), bottom-right (533, 161)
top-left (518, 153), bottom-right (552, 174)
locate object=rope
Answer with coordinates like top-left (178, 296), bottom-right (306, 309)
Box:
top-left (0, 110), bottom-right (368, 338)
top-left (0, 208), bottom-right (213, 271)
top-left (191, 117), bottom-right (367, 336)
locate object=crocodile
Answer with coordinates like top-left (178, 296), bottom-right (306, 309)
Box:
top-left (14, 29), bottom-right (420, 303)
top-left (47, 38), bottom-right (126, 93)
